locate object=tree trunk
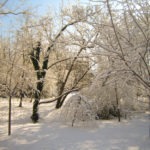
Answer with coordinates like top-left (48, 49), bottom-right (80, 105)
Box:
top-left (31, 95), bottom-right (40, 123)
top-left (8, 95), bottom-right (12, 136)
top-left (56, 93), bottom-right (68, 109)
top-left (30, 21), bottom-right (79, 121)
top-left (56, 82), bottom-right (65, 109)
top-left (56, 97), bottom-right (62, 109)
top-left (18, 91), bottom-right (24, 107)
top-left (56, 47), bottom-right (84, 109)
top-left (31, 79), bottom-right (44, 122)
top-left (18, 96), bottom-right (23, 107)
top-left (30, 42), bottom-right (41, 123)
top-left (115, 82), bottom-right (120, 122)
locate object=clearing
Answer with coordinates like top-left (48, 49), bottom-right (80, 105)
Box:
top-left (0, 99), bottom-right (150, 150)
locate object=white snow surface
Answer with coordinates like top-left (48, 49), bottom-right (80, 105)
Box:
top-left (0, 98), bottom-right (150, 150)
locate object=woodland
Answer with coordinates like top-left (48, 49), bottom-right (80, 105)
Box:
top-left (0, 0), bottom-right (149, 137)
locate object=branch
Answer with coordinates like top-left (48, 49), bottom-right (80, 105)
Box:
top-left (73, 63), bottom-right (96, 88)
top-left (0, 11), bottom-right (27, 15)
top-left (48, 58), bottom-right (72, 69)
top-left (46, 20), bottom-right (81, 53)
top-left (64, 47), bottom-right (84, 85)
top-left (0, 0), bottom-right (8, 9)
top-left (48, 55), bottom-right (95, 70)
top-left (39, 88), bottom-right (79, 104)
top-left (125, 0), bottom-right (147, 40)
top-left (106, 0), bottom-right (125, 58)
top-left (139, 52), bottom-right (150, 77)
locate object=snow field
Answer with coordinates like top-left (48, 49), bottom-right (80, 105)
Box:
top-left (0, 98), bottom-right (150, 150)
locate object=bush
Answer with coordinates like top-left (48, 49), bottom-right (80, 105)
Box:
top-left (96, 105), bottom-right (120, 120)
top-left (60, 93), bottom-right (95, 126)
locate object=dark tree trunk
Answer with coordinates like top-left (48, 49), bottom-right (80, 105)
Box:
top-left (30, 42), bottom-right (41, 123)
top-left (19, 95), bottom-right (23, 107)
top-left (55, 97), bottom-right (62, 109)
top-left (115, 82), bottom-right (120, 122)
top-left (30, 42), bottom-right (48, 123)
top-left (56, 93), bottom-right (68, 109)
top-left (18, 91), bottom-right (24, 107)
top-left (8, 95), bottom-right (12, 136)
top-left (56, 81), bottom-right (65, 109)
top-left (31, 80), bottom-right (44, 122)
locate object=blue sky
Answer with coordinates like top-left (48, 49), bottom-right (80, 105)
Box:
top-left (0, 0), bottom-right (89, 35)
top-left (25, 0), bottom-right (79, 15)
top-left (0, 0), bottom-right (90, 17)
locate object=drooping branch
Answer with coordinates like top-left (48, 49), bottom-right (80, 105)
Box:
top-left (39, 88), bottom-right (79, 104)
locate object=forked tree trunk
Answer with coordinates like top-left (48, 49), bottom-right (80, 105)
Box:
top-left (56, 47), bottom-right (84, 109)
top-left (30, 22), bottom-right (81, 122)
top-left (56, 92), bottom-right (68, 109)
top-left (30, 42), bottom-right (48, 123)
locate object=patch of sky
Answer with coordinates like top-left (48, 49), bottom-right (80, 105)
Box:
top-left (0, 0), bottom-right (90, 37)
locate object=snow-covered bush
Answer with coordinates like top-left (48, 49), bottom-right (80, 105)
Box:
top-left (60, 93), bottom-right (96, 126)
top-left (84, 72), bottom-right (141, 120)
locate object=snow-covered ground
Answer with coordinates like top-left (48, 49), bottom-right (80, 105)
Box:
top-left (0, 98), bottom-right (150, 150)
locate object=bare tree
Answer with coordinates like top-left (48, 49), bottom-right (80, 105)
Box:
top-left (28, 5), bottom-right (97, 122)
top-left (29, 20), bottom-right (84, 122)
top-left (79, 0), bottom-right (150, 120)
top-left (0, 36), bottom-right (20, 135)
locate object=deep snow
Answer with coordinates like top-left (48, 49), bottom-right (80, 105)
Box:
top-left (0, 98), bottom-right (150, 150)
